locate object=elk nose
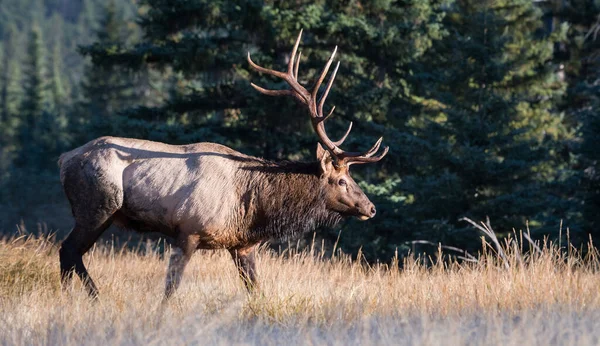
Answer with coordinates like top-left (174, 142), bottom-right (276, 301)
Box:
top-left (370, 205), bottom-right (376, 217)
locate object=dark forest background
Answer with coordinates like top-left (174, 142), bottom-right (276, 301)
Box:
top-left (0, 0), bottom-right (599, 261)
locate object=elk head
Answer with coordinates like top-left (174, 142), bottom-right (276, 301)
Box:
top-left (248, 30), bottom-right (388, 220)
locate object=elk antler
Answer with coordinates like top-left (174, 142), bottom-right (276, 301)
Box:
top-left (247, 30), bottom-right (388, 167)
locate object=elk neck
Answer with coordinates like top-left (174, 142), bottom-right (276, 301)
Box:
top-left (237, 159), bottom-right (342, 241)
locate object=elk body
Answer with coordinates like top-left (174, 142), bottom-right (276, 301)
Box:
top-left (58, 31), bottom-right (388, 299)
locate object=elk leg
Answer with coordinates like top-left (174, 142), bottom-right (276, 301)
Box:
top-left (59, 218), bottom-right (112, 298)
top-left (60, 159), bottom-right (123, 298)
top-left (229, 245), bottom-right (259, 293)
top-left (164, 235), bottom-right (198, 299)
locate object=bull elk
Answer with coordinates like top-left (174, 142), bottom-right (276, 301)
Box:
top-left (58, 31), bottom-right (388, 299)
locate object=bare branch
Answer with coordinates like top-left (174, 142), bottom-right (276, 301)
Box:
top-left (460, 217), bottom-right (509, 269)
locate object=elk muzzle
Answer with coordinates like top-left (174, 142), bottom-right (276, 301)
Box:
top-left (357, 202), bottom-right (376, 221)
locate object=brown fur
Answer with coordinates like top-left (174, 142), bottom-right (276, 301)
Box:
top-left (58, 136), bottom-right (376, 298)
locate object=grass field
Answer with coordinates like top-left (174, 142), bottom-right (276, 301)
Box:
top-left (1, 227), bottom-right (600, 345)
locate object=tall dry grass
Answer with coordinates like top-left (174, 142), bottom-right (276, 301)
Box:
top-left (1, 225), bottom-right (600, 345)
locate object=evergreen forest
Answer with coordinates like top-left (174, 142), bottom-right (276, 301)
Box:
top-left (1, 0), bottom-right (599, 261)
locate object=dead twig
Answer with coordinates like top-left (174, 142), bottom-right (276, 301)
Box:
top-left (410, 240), bottom-right (478, 262)
top-left (460, 217), bottom-right (509, 269)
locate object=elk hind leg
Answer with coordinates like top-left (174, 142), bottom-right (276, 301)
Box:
top-left (230, 245), bottom-right (259, 293)
top-left (60, 161), bottom-right (122, 298)
top-left (60, 218), bottom-right (112, 298)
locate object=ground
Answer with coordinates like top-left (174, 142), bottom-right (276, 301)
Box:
top-left (1, 233), bottom-right (600, 345)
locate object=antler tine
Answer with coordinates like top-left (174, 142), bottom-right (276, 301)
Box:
top-left (247, 30), bottom-right (388, 168)
top-left (333, 136), bottom-right (387, 167)
top-left (345, 146), bottom-right (389, 166)
top-left (247, 52), bottom-right (288, 80)
top-left (307, 50), bottom-right (344, 158)
top-left (333, 122), bottom-right (352, 146)
top-left (323, 106), bottom-right (336, 122)
top-left (247, 30), bottom-right (312, 102)
top-left (318, 61), bottom-right (340, 118)
top-left (288, 30), bottom-right (303, 76)
top-left (250, 83), bottom-right (295, 97)
top-left (247, 55), bottom-right (310, 102)
top-left (293, 51), bottom-right (302, 80)
top-left (310, 46), bottom-right (338, 114)
top-left (363, 137), bottom-right (383, 158)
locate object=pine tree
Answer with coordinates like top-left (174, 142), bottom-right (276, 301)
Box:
top-left (80, 0), bottom-right (448, 155)
top-left (78, 0), bottom-right (136, 138)
top-left (45, 11), bottom-right (69, 113)
top-left (49, 44), bottom-right (67, 113)
top-left (18, 23), bottom-right (48, 168)
top-left (381, 0), bottom-right (572, 252)
top-left (0, 43), bottom-right (10, 185)
top-left (0, 26), bottom-right (23, 126)
top-left (0, 0), bottom-right (143, 231)
top-left (559, 0), bottom-right (600, 240)
top-left (0, 44), bottom-right (3, 124)
top-left (581, 97), bottom-right (600, 238)
top-left (0, 26), bottom-right (24, 200)
top-left (38, 42), bottom-right (70, 162)
top-left (77, 0), bottom-right (99, 38)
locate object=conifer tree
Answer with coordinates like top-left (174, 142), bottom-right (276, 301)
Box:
top-left (38, 42), bottom-right (70, 162)
top-left (0, 26), bottom-right (23, 125)
top-left (21, 24), bottom-right (47, 125)
top-left (0, 0), bottom-right (143, 231)
top-left (0, 44), bottom-right (4, 126)
top-left (78, 0), bottom-right (136, 137)
top-left (559, 0), bottom-right (600, 240)
top-left (380, 0), bottom-right (571, 252)
top-left (77, 0), bottom-right (99, 37)
top-left (80, 0), bottom-right (448, 157)
top-left (50, 44), bottom-right (67, 113)
top-left (0, 27), bottom-right (24, 196)
top-left (18, 23), bottom-right (49, 168)
top-left (0, 43), bottom-right (9, 183)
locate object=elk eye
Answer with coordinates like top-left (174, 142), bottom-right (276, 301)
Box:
top-left (338, 179), bottom-right (347, 186)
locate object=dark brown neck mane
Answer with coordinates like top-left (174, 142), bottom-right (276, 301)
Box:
top-left (239, 160), bottom-right (342, 241)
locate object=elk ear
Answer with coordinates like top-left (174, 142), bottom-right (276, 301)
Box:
top-left (316, 143), bottom-right (333, 174)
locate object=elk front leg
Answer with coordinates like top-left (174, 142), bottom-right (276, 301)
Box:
top-left (229, 245), bottom-right (259, 293)
top-left (164, 235), bottom-right (198, 299)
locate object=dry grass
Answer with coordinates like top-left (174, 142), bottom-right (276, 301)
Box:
top-left (1, 229), bottom-right (600, 345)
